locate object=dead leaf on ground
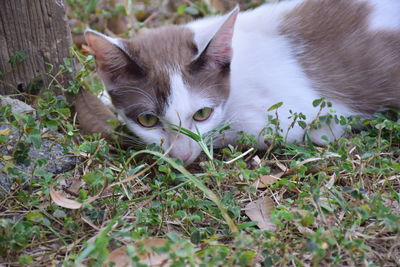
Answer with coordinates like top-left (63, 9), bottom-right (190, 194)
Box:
top-left (65, 178), bottom-right (83, 196)
top-left (275, 161), bottom-right (288, 172)
top-left (0, 127), bottom-right (11, 136)
top-left (253, 172), bottom-right (283, 189)
top-left (106, 238), bottom-right (171, 267)
top-left (253, 157), bottom-right (328, 188)
top-left (296, 157), bottom-right (323, 167)
top-left (244, 196), bottom-right (276, 231)
top-left (50, 188), bottom-right (82, 209)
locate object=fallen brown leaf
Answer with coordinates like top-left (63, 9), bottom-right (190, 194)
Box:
top-left (254, 172), bottom-right (283, 189)
top-left (275, 161), bottom-right (288, 172)
top-left (0, 127), bottom-right (11, 136)
top-left (269, 157), bottom-right (328, 180)
top-left (244, 196), bottom-right (276, 231)
top-left (296, 157), bottom-right (323, 167)
top-left (50, 188), bottom-right (82, 209)
top-left (66, 178), bottom-right (83, 196)
top-left (106, 238), bottom-right (171, 267)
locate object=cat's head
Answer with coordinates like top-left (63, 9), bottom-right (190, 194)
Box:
top-left (85, 7), bottom-right (239, 164)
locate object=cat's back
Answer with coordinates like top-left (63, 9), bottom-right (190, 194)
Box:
top-left (188, 0), bottom-right (400, 115)
top-left (279, 0), bottom-right (400, 113)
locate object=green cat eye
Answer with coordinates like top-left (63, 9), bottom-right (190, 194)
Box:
top-left (137, 113), bottom-right (159, 127)
top-left (193, 107), bottom-right (213, 121)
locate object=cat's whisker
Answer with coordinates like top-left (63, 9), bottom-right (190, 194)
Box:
top-left (196, 73), bottom-right (218, 87)
top-left (118, 88), bottom-right (151, 99)
top-left (115, 131), bottom-right (146, 146)
top-left (196, 72), bottom-right (226, 87)
top-left (111, 86), bottom-right (156, 106)
top-left (196, 83), bottom-right (226, 96)
top-left (124, 102), bottom-right (151, 111)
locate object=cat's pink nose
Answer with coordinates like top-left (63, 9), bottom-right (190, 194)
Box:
top-left (170, 151), bottom-right (191, 162)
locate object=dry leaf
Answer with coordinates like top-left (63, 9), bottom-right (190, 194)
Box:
top-left (266, 157), bottom-right (326, 181)
top-left (254, 172), bottom-right (283, 189)
top-left (68, 179), bottom-right (83, 195)
top-left (50, 188), bottom-right (82, 209)
top-left (296, 157), bottom-right (323, 167)
top-left (106, 246), bottom-right (132, 267)
top-left (0, 128), bottom-right (11, 136)
top-left (244, 196), bottom-right (276, 231)
top-left (2, 155), bottom-right (13, 161)
top-left (273, 157), bottom-right (323, 174)
top-left (275, 161), bottom-right (288, 172)
top-left (251, 155), bottom-right (262, 167)
top-left (106, 238), bottom-right (171, 267)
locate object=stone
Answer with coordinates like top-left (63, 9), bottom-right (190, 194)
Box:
top-left (0, 96), bottom-right (35, 114)
top-left (0, 98), bottom-right (79, 197)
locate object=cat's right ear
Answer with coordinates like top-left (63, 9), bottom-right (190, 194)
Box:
top-left (84, 29), bottom-right (144, 86)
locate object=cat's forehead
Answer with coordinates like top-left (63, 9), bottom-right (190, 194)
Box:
top-left (111, 25), bottom-right (230, 120)
top-left (125, 25), bottom-right (198, 69)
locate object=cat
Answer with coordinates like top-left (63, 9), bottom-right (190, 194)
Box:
top-left (84, 0), bottom-right (400, 165)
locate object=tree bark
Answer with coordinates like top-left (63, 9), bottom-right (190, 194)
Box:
top-left (0, 0), bottom-right (73, 96)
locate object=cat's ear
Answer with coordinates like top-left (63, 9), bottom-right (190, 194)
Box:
top-left (84, 29), bottom-right (144, 86)
top-left (193, 6), bottom-right (239, 68)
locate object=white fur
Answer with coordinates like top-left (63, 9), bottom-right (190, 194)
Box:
top-left (187, 0), bottom-right (356, 152)
top-left (364, 0), bottom-right (400, 30)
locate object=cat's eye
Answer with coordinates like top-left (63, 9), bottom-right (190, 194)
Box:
top-left (137, 113), bottom-right (159, 127)
top-left (193, 107), bottom-right (213, 121)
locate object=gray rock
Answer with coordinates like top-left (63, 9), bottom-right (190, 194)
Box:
top-left (28, 136), bottom-right (78, 174)
top-left (0, 99), bottom-right (79, 197)
top-left (0, 96), bottom-right (35, 114)
top-left (0, 126), bottom-right (79, 197)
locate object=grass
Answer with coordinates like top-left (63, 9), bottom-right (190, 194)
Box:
top-left (1, 0), bottom-right (399, 266)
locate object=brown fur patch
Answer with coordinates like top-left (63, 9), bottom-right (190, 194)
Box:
top-left (280, 0), bottom-right (400, 114)
top-left (75, 90), bottom-right (118, 139)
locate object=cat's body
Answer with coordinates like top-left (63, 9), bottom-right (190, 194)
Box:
top-left (85, 0), bottom-right (400, 164)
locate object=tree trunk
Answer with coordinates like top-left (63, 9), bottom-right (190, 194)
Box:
top-left (0, 0), bottom-right (73, 96)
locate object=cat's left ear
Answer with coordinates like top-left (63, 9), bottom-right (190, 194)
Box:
top-left (193, 6), bottom-right (239, 68)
